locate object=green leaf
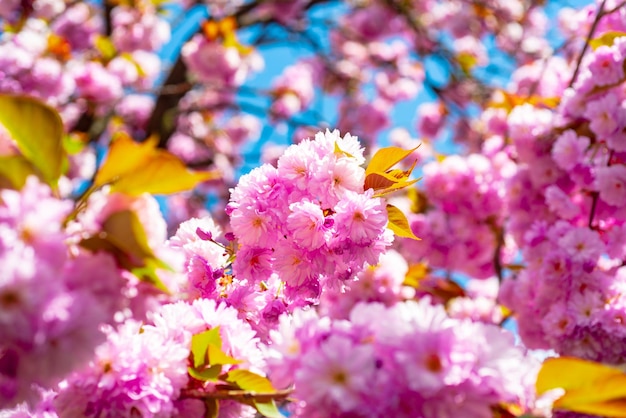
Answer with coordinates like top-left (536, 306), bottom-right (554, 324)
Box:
top-left (365, 145), bottom-right (419, 177)
top-left (589, 31), bottom-right (626, 50)
top-left (188, 364), bottom-right (222, 382)
top-left (63, 133), bottom-right (88, 155)
top-left (253, 400), bottom-right (286, 418)
top-left (0, 95), bottom-right (66, 188)
top-left (191, 327), bottom-right (223, 369)
top-left (386, 204), bottom-right (420, 240)
top-left (0, 155), bottom-right (37, 189)
top-left (224, 369), bottom-right (276, 393)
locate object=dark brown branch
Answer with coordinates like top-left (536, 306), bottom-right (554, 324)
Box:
top-left (568, 0), bottom-right (608, 88)
top-left (588, 149), bottom-right (614, 228)
top-left (144, 0), bottom-right (336, 148)
top-left (104, 1), bottom-right (114, 37)
top-left (146, 57), bottom-right (190, 147)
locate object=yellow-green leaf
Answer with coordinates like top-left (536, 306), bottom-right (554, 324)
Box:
top-left (188, 364), bottom-right (222, 382)
top-left (0, 95), bottom-right (66, 187)
top-left (224, 369), bottom-right (276, 393)
top-left (63, 133), bottom-right (88, 155)
top-left (334, 141), bottom-right (354, 159)
top-left (102, 210), bottom-right (155, 262)
top-left (207, 344), bottom-right (243, 366)
top-left (191, 327), bottom-right (223, 369)
top-left (94, 35), bottom-right (117, 61)
top-left (0, 155), bottom-right (37, 189)
top-left (537, 357), bottom-right (626, 417)
top-left (130, 259), bottom-right (170, 294)
top-left (365, 145), bottom-right (419, 177)
top-left (94, 133), bottom-right (218, 196)
top-left (458, 52), bottom-right (478, 74)
top-left (79, 209), bottom-right (170, 293)
top-left (386, 204), bottom-right (420, 240)
top-left (254, 400), bottom-right (286, 418)
top-left (589, 31), bottom-right (626, 50)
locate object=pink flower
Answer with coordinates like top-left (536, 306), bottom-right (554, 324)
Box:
top-left (587, 44), bottom-right (624, 86)
top-left (312, 156), bottom-right (365, 207)
top-left (287, 200), bottom-right (329, 250)
top-left (295, 334), bottom-right (375, 411)
top-left (72, 61), bottom-right (123, 105)
top-left (230, 207), bottom-right (275, 246)
top-left (272, 244), bottom-right (313, 287)
top-left (551, 129), bottom-right (590, 171)
top-left (584, 93), bottom-right (623, 138)
top-left (595, 164), bottom-right (626, 206)
top-left (232, 246), bottom-right (274, 283)
top-left (544, 185), bottom-right (580, 219)
top-left (417, 101), bottom-right (445, 139)
top-left (333, 190), bottom-right (387, 245)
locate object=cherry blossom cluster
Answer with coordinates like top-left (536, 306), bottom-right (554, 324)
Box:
top-left (0, 2), bottom-right (165, 117)
top-left (167, 130), bottom-right (394, 339)
top-left (0, 179), bottom-right (126, 409)
top-left (3, 298), bottom-right (266, 417)
top-left (489, 21), bottom-right (626, 363)
top-left (266, 298), bottom-right (539, 418)
top-left (227, 129), bottom-right (392, 306)
top-left (406, 152), bottom-right (515, 279)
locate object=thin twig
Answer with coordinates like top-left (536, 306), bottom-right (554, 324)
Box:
top-left (568, 0), bottom-right (608, 88)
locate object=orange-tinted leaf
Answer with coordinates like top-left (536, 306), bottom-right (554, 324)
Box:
top-left (47, 34), bottom-right (72, 60)
top-left (94, 133), bottom-right (153, 187)
top-left (403, 262), bottom-right (429, 288)
top-left (537, 357), bottom-right (626, 417)
top-left (386, 204), bottom-right (420, 240)
top-left (95, 133), bottom-right (218, 196)
top-left (110, 152), bottom-right (218, 195)
top-left (0, 95), bottom-right (66, 188)
top-left (364, 171), bottom-right (401, 191)
top-left (372, 178), bottom-right (419, 198)
top-left (365, 145), bottom-right (420, 177)
top-left (488, 90), bottom-right (560, 111)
